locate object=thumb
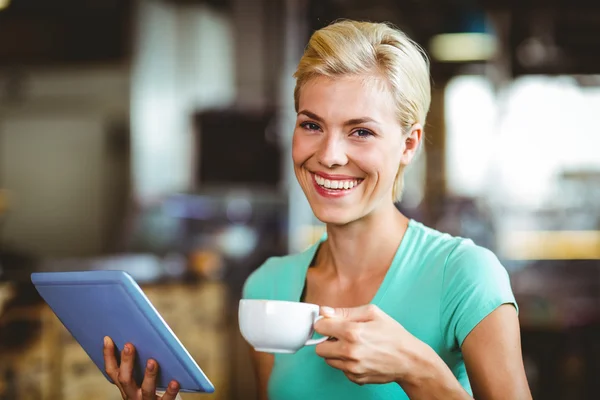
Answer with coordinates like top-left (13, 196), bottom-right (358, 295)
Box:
top-left (320, 304), bottom-right (378, 322)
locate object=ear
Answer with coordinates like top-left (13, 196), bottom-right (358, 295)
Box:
top-left (400, 123), bottom-right (423, 166)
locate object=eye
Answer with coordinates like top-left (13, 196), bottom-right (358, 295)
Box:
top-left (351, 129), bottom-right (374, 138)
top-left (300, 122), bottom-right (321, 131)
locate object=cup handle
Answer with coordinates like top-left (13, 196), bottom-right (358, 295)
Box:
top-left (304, 315), bottom-right (330, 346)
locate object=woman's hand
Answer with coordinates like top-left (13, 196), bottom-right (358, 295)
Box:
top-left (313, 304), bottom-right (434, 386)
top-left (103, 336), bottom-right (181, 400)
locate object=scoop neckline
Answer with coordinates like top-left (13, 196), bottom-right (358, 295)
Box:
top-left (296, 218), bottom-right (416, 305)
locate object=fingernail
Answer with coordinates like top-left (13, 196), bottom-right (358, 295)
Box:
top-left (322, 306), bottom-right (335, 316)
top-left (124, 345), bottom-right (131, 355)
top-left (147, 360), bottom-right (155, 371)
top-left (103, 336), bottom-right (109, 347)
top-left (169, 381), bottom-right (178, 390)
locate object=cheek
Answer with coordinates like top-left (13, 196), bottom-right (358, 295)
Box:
top-left (292, 132), bottom-right (312, 165)
top-left (382, 141), bottom-right (405, 175)
top-left (351, 145), bottom-right (401, 179)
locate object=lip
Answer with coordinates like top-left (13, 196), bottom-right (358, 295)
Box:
top-left (310, 173), bottom-right (362, 199)
top-left (311, 171), bottom-right (362, 180)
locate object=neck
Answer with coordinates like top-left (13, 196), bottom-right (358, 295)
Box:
top-left (320, 201), bottom-right (410, 280)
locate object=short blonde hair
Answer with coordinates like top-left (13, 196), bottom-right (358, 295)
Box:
top-left (293, 20), bottom-right (431, 202)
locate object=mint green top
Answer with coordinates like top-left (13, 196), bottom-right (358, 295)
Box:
top-left (242, 219), bottom-right (517, 399)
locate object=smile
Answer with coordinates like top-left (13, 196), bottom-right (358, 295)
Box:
top-left (311, 173), bottom-right (363, 195)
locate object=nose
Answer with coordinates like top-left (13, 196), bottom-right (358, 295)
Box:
top-left (316, 134), bottom-right (348, 169)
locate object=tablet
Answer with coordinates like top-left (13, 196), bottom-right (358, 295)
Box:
top-left (31, 270), bottom-right (215, 394)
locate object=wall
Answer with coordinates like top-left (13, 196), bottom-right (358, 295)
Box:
top-left (0, 66), bottom-right (130, 257)
top-left (130, 0), bottom-right (236, 202)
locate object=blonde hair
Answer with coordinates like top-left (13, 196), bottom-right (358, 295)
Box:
top-left (293, 20), bottom-right (431, 202)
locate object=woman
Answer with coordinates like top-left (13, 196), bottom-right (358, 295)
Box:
top-left (103, 19), bottom-right (531, 400)
top-left (243, 20), bottom-right (531, 399)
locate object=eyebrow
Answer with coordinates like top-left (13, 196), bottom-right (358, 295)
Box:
top-left (297, 110), bottom-right (380, 127)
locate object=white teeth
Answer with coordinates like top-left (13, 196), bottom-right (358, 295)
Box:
top-left (314, 174), bottom-right (360, 190)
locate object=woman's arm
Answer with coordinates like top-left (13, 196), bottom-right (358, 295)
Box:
top-left (399, 305), bottom-right (531, 400)
top-left (462, 304), bottom-right (531, 399)
top-left (314, 304), bottom-right (531, 400)
top-left (250, 348), bottom-right (274, 400)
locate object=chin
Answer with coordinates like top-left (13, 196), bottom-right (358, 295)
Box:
top-left (310, 204), bottom-right (360, 226)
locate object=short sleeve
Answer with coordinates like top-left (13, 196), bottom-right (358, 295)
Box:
top-left (440, 241), bottom-right (517, 349)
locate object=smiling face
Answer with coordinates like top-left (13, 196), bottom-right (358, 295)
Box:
top-left (292, 74), bottom-right (422, 225)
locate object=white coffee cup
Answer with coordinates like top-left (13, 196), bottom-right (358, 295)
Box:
top-left (239, 299), bottom-right (328, 354)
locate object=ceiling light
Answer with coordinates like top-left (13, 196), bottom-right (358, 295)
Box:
top-left (429, 32), bottom-right (498, 62)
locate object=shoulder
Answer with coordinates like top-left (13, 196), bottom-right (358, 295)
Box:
top-left (437, 236), bottom-right (516, 347)
top-left (444, 239), bottom-right (509, 286)
top-left (242, 256), bottom-right (285, 299)
top-left (407, 220), bottom-right (504, 275)
top-left (242, 244), bottom-right (317, 300)
top-left (406, 220), bottom-right (516, 346)
top-left (405, 219), bottom-right (466, 263)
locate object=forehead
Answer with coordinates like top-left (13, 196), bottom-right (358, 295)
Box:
top-left (298, 75), bottom-right (397, 123)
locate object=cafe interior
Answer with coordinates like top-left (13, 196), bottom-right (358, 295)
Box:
top-left (0, 0), bottom-right (599, 399)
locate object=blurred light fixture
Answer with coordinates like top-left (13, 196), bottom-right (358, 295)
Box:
top-left (429, 8), bottom-right (498, 63)
top-left (0, 0), bottom-right (10, 11)
top-left (430, 32), bottom-right (497, 62)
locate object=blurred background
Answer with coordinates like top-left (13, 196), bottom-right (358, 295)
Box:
top-left (0, 0), bottom-right (599, 398)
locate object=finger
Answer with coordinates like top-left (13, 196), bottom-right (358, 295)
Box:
top-left (118, 343), bottom-right (139, 398)
top-left (315, 339), bottom-right (344, 359)
top-left (323, 304), bottom-right (379, 322)
top-left (314, 316), bottom-right (351, 339)
top-left (324, 357), bottom-right (347, 370)
top-left (103, 337), bottom-right (127, 398)
top-left (345, 372), bottom-right (367, 386)
top-left (315, 318), bottom-right (366, 344)
top-left (316, 338), bottom-right (361, 362)
top-left (141, 359), bottom-right (159, 400)
top-left (103, 336), bottom-right (120, 380)
top-left (160, 381), bottom-right (180, 400)
top-left (323, 358), bottom-right (366, 385)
